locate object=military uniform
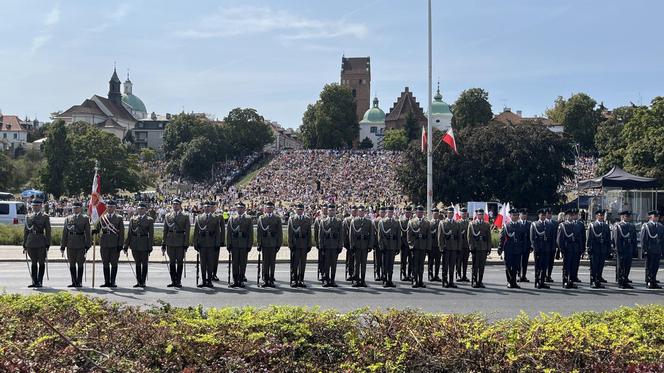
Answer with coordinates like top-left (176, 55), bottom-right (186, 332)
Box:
top-left (60, 208), bottom-right (91, 287)
top-left (23, 203), bottom-right (51, 287)
top-left (399, 211), bottom-right (413, 281)
top-left (162, 207), bottom-right (190, 287)
top-left (288, 208), bottom-right (311, 287)
top-left (639, 213), bottom-right (662, 289)
top-left (257, 209), bottom-right (283, 287)
top-left (318, 209), bottom-right (342, 287)
top-left (468, 217), bottom-right (490, 288)
top-left (428, 211), bottom-right (441, 282)
top-left (378, 210), bottom-right (400, 287)
top-left (124, 211), bottom-right (155, 287)
top-left (613, 212), bottom-right (637, 289)
top-left (571, 215), bottom-right (586, 283)
top-left (372, 211), bottom-right (384, 281)
top-left (439, 214), bottom-right (460, 287)
top-left (407, 210), bottom-right (431, 288)
top-left (498, 218), bottom-right (521, 288)
top-left (211, 211), bottom-right (226, 282)
top-left (349, 213), bottom-right (374, 287)
top-left (530, 216), bottom-right (550, 289)
top-left (342, 210), bottom-right (356, 281)
top-left (226, 207), bottom-right (254, 287)
top-left (194, 209), bottom-right (222, 287)
top-left (95, 208), bottom-right (124, 287)
top-left (517, 213), bottom-right (532, 282)
top-left (556, 215), bottom-right (578, 288)
top-left (313, 209), bottom-right (326, 281)
top-left (545, 212), bottom-right (559, 282)
top-left (586, 213), bottom-right (611, 288)
top-left (456, 214), bottom-right (471, 282)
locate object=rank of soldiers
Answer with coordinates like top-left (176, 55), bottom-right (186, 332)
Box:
top-left (22, 199), bottom-right (662, 291)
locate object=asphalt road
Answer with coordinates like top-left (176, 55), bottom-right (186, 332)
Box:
top-left (1, 262), bottom-right (662, 320)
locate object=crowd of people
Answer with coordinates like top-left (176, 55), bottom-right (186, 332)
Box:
top-left (559, 156), bottom-right (600, 195)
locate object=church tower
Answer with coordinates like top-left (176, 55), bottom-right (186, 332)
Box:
top-left (341, 56), bottom-right (371, 121)
top-left (108, 67), bottom-right (122, 104)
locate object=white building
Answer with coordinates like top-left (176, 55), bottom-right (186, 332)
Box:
top-left (264, 120), bottom-right (303, 152)
top-left (358, 97), bottom-right (386, 149)
top-left (0, 115), bottom-right (28, 152)
top-left (427, 83), bottom-right (453, 131)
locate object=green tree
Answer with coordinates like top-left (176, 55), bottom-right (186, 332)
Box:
top-left (619, 97), bottom-right (664, 181)
top-left (450, 88), bottom-right (493, 130)
top-left (359, 137), bottom-right (373, 150)
top-left (39, 120), bottom-right (70, 198)
top-left (383, 129), bottom-right (409, 151)
top-left (545, 96), bottom-right (566, 124)
top-left (548, 93), bottom-right (601, 151)
top-left (299, 83), bottom-right (359, 149)
top-left (139, 147), bottom-right (157, 162)
top-left (0, 153), bottom-right (14, 190)
top-left (162, 113), bottom-right (198, 159)
top-left (179, 137), bottom-right (217, 181)
top-left (224, 108), bottom-right (274, 156)
top-left (397, 122), bottom-right (572, 207)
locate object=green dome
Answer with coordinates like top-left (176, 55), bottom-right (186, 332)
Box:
top-left (361, 97), bottom-right (385, 123)
top-left (122, 93), bottom-right (147, 114)
top-left (431, 86), bottom-right (452, 115)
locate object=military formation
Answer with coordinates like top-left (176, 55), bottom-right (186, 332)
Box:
top-left (21, 199), bottom-right (663, 290)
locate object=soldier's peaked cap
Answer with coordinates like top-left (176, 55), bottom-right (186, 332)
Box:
top-left (460, 207), bottom-right (468, 213)
top-left (475, 208), bottom-right (485, 213)
top-left (31, 199), bottom-right (43, 205)
top-left (327, 203), bottom-right (336, 209)
top-left (537, 208), bottom-right (545, 214)
top-left (446, 206), bottom-right (455, 212)
top-left (648, 210), bottom-right (659, 216)
top-left (595, 209), bottom-right (605, 215)
top-left (520, 208), bottom-right (528, 214)
top-left (431, 208), bottom-right (439, 213)
top-left (564, 209), bottom-right (573, 215)
top-left (72, 201), bottom-right (83, 207)
top-left (357, 205), bottom-right (365, 210)
top-left (265, 201), bottom-right (275, 207)
top-left (509, 209), bottom-right (518, 214)
top-left (619, 210), bottom-right (631, 216)
top-left (416, 205), bottom-right (425, 211)
top-left (295, 203), bottom-right (304, 209)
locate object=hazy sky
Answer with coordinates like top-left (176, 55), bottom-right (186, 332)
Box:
top-left (1, 0), bottom-right (662, 128)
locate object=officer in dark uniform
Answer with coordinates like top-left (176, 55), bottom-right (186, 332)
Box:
top-left (408, 205), bottom-right (431, 288)
top-left (373, 206), bottom-right (386, 281)
top-left (161, 198), bottom-right (190, 288)
top-left (349, 205), bottom-right (373, 287)
top-left (318, 204), bottom-right (342, 287)
top-left (257, 201), bottom-right (283, 288)
top-left (378, 206), bottom-right (400, 287)
top-left (545, 208), bottom-right (559, 282)
top-left (342, 206), bottom-right (357, 281)
top-left (428, 208), bottom-right (442, 282)
top-left (61, 201), bottom-right (91, 288)
top-left (571, 209), bottom-right (586, 283)
top-left (439, 207), bottom-right (460, 288)
top-left (614, 210), bottom-right (637, 289)
top-left (586, 209), bottom-right (612, 288)
top-left (226, 202), bottom-right (253, 287)
top-left (314, 205), bottom-right (328, 282)
top-left (640, 210), bottom-right (662, 289)
top-left (498, 209), bottom-right (521, 288)
top-left (556, 210), bottom-right (577, 288)
top-left (530, 209), bottom-right (550, 289)
top-left (211, 202), bottom-right (226, 282)
top-left (456, 208), bottom-right (471, 282)
top-left (517, 209), bottom-right (532, 282)
top-left (288, 203), bottom-right (311, 287)
top-left (124, 202), bottom-right (155, 288)
top-left (193, 201), bottom-right (221, 288)
top-left (23, 199), bottom-right (51, 288)
top-left (94, 200), bottom-right (124, 288)
top-left (468, 208), bottom-right (491, 288)
top-left (399, 206), bottom-right (413, 281)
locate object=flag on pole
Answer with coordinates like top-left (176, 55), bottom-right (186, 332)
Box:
top-left (442, 127), bottom-right (458, 154)
top-left (454, 204), bottom-right (462, 221)
top-left (88, 167), bottom-right (106, 225)
top-left (494, 202), bottom-right (510, 228)
top-left (484, 202), bottom-right (490, 223)
top-left (421, 125), bottom-right (428, 152)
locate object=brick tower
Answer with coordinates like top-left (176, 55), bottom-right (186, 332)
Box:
top-left (340, 56), bottom-right (371, 121)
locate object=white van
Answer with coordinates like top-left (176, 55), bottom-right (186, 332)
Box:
top-left (0, 201), bottom-right (28, 225)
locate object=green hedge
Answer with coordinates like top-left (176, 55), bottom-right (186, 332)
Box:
top-left (0, 293), bottom-right (662, 372)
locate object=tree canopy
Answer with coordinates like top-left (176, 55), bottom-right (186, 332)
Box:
top-left (450, 88), bottom-right (493, 130)
top-left (299, 83), bottom-right (359, 149)
top-left (547, 93), bottom-right (601, 151)
top-left (224, 108), bottom-right (274, 156)
top-left (383, 128), bottom-right (408, 151)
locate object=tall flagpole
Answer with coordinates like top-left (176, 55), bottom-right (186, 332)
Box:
top-left (426, 0), bottom-right (433, 218)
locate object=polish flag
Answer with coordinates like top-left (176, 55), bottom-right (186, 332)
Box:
top-left (494, 202), bottom-right (510, 228)
top-left (454, 204), bottom-right (462, 221)
top-left (421, 125), bottom-right (427, 152)
top-left (484, 203), bottom-right (490, 223)
top-left (442, 127), bottom-right (458, 154)
top-left (88, 167), bottom-right (106, 225)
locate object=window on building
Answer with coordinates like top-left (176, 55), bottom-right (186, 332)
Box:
top-left (2, 134), bottom-right (6, 139)
top-left (13, 134), bottom-right (17, 139)
top-left (352, 89), bottom-right (357, 98)
top-left (370, 127), bottom-right (377, 133)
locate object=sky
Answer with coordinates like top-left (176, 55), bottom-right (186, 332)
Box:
top-left (1, 0), bottom-right (663, 128)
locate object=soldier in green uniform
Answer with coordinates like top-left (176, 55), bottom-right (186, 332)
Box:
top-left (23, 199), bottom-right (51, 288)
top-left (468, 208), bottom-right (491, 288)
top-left (439, 206), bottom-right (460, 288)
top-left (407, 206), bottom-right (431, 288)
top-left (124, 202), bottom-right (155, 288)
top-left (373, 206), bottom-right (386, 281)
top-left (227, 202), bottom-right (254, 288)
top-left (161, 198), bottom-right (190, 288)
top-left (378, 206), bottom-right (400, 287)
top-left (349, 205), bottom-right (374, 287)
top-left (257, 201), bottom-right (283, 287)
top-left (193, 201), bottom-right (222, 288)
top-left (342, 206), bottom-right (357, 281)
top-left (399, 206), bottom-right (413, 281)
top-left (288, 203), bottom-right (312, 287)
top-left (319, 204), bottom-right (343, 287)
top-left (428, 208), bottom-right (442, 282)
top-left (456, 208), bottom-right (471, 282)
top-left (314, 205), bottom-right (328, 282)
top-left (60, 201), bottom-right (91, 288)
top-left (211, 202), bottom-right (226, 282)
top-left (94, 200), bottom-right (124, 288)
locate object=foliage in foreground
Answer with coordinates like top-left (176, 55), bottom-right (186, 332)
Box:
top-left (0, 293), bottom-right (663, 372)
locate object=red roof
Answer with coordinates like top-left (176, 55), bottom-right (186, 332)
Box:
top-left (0, 115), bottom-right (27, 132)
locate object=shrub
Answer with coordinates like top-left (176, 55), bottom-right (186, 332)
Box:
top-left (0, 294), bottom-right (662, 372)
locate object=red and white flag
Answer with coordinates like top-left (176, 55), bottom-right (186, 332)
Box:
top-left (454, 204), bottom-right (462, 221)
top-left (421, 125), bottom-right (427, 152)
top-left (494, 202), bottom-right (511, 228)
top-left (88, 168), bottom-right (106, 225)
top-left (442, 127), bottom-right (458, 154)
